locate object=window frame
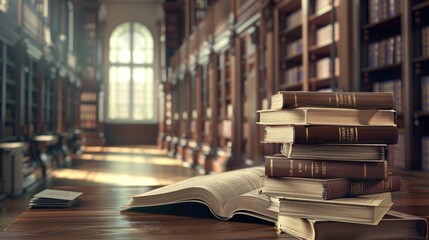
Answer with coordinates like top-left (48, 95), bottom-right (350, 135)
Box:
top-left (107, 21), bottom-right (156, 123)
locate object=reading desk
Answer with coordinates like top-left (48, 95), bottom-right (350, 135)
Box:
top-left (1, 174), bottom-right (429, 239)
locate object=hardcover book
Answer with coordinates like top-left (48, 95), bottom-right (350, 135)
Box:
top-left (278, 192), bottom-right (393, 225)
top-left (280, 143), bottom-right (387, 161)
top-left (258, 108), bottom-right (396, 126)
top-left (262, 175), bottom-right (401, 200)
top-left (269, 91), bottom-right (394, 110)
top-left (263, 125), bottom-right (398, 144)
top-left (122, 167), bottom-right (277, 222)
top-left (278, 210), bottom-right (428, 240)
top-left (265, 155), bottom-right (388, 180)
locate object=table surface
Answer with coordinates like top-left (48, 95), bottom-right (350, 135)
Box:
top-left (1, 175), bottom-right (429, 240)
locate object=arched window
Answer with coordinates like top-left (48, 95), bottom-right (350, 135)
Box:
top-left (108, 22), bottom-right (155, 121)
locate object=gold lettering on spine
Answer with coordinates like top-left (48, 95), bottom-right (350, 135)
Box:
top-left (270, 159), bottom-right (273, 176)
top-left (335, 94), bottom-right (339, 107)
top-left (352, 93), bottom-right (357, 107)
top-left (355, 127), bottom-right (359, 142)
top-left (322, 162), bottom-right (327, 177)
top-left (335, 93), bottom-right (355, 107)
top-left (306, 127), bottom-right (309, 143)
top-left (364, 164), bottom-right (367, 178)
top-left (311, 161), bottom-right (314, 178)
top-left (338, 127), bottom-right (342, 142)
top-left (338, 127), bottom-right (359, 142)
top-left (350, 182), bottom-right (364, 196)
top-left (289, 160), bottom-right (294, 176)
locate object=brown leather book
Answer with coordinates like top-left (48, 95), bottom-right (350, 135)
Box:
top-left (262, 175), bottom-right (402, 200)
top-left (270, 91), bottom-right (394, 110)
top-left (263, 125), bottom-right (398, 144)
top-left (265, 155), bottom-right (388, 180)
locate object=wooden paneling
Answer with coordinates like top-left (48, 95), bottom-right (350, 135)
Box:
top-left (105, 124), bottom-right (158, 145)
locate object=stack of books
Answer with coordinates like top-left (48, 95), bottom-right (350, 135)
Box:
top-left (258, 91), bottom-right (421, 239)
top-left (29, 189), bottom-right (82, 208)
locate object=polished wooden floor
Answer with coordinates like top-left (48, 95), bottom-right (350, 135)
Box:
top-left (0, 145), bottom-right (198, 231)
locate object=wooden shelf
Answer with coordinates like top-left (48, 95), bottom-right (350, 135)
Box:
top-left (309, 7), bottom-right (335, 27)
top-left (309, 43), bottom-right (336, 58)
top-left (6, 79), bottom-right (17, 85)
top-left (361, 63), bottom-right (402, 73)
top-left (414, 55), bottom-right (429, 63)
top-left (277, 0), bottom-right (301, 13)
top-left (6, 99), bottom-right (16, 105)
top-left (281, 24), bottom-right (302, 37)
top-left (361, 15), bottom-right (401, 31)
top-left (412, 1), bottom-right (429, 11)
top-left (414, 111), bottom-right (429, 118)
top-left (309, 76), bottom-right (334, 89)
top-left (278, 82), bottom-right (303, 91)
top-left (6, 61), bottom-right (16, 68)
top-left (283, 53), bottom-right (302, 63)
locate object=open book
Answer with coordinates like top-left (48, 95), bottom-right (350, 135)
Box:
top-left (121, 167), bottom-right (277, 222)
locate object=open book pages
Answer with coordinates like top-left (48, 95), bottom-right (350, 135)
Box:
top-left (277, 210), bottom-right (428, 240)
top-left (122, 167), bottom-right (277, 222)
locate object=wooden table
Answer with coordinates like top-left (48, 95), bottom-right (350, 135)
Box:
top-left (1, 174), bottom-right (429, 240)
top-left (0, 186), bottom-right (288, 239)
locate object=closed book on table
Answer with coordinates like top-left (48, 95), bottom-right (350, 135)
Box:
top-left (258, 108), bottom-right (396, 126)
top-left (263, 125), bottom-right (398, 144)
top-left (278, 192), bottom-right (392, 225)
top-left (278, 210), bottom-right (428, 240)
top-left (280, 143), bottom-right (387, 161)
top-left (265, 155), bottom-right (388, 180)
top-left (270, 91), bottom-right (394, 110)
top-left (262, 175), bottom-right (401, 200)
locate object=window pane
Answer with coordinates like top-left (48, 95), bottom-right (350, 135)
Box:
top-left (109, 23), bottom-right (131, 63)
top-left (109, 66), bottom-right (131, 119)
top-left (133, 67), bottom-right (153, 120)
top-left (108, 21), bottom-right (155, 122)
top-left (133, 23), bottom-right (153, 64)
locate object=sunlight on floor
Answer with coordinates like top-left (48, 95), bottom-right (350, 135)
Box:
top-left (78, 153), bottom-right (183, 166)
top-left (50, 169), bottom-right (189, 186)
top-left (84, 146), bottom-right (166, 155)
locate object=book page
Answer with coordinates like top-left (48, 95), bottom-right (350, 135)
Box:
top-left (134, 167), bottom-right (264, 203)
top-left (126, 167), bottom-right (265, 218)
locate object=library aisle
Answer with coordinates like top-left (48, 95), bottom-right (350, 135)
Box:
top-left (0, 146), bottom-right (198, 231)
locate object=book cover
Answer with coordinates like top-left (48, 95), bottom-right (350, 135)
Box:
top-left (257, 108), bottom-right (396, 126)
top-left (278, 192), bottom-right (393, 225)
top-left (269, 91), bottom-right (394, 110)
top-left (263, 125), bottom-right (398, 144)
top-left (278, 210), bottom-right (428, 240)
top-left (265, 155), bottom-right (388, 180)
top-left (262, 175), bottom-right (401, 200)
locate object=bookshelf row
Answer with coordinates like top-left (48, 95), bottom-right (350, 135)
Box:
top-left (0, 40), bottom-right (81, 141)
top-left (158, 0), bottom-right (429, 174)
top-left (0, 0), bottom-right (101, 199)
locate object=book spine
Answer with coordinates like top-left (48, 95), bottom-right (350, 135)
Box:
top-left (324, 175), bottom-right (402, 200)
top-left (294, 125), bottom-right (398, 144)
top-left (279, 92), bottom-right (394, 109)
top-left (265, 157), bottom-right (388, 180)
